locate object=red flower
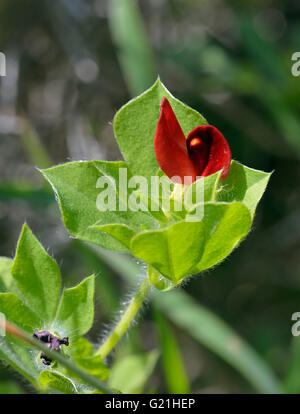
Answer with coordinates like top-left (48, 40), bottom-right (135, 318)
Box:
top-left (154, 97), bottom-right (231, 184)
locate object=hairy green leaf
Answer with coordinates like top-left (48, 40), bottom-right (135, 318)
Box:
top-left (217, 160), bottom-right (271, 216)
top-left (188, 202), bottom-right (252, 272)
top-left (39, 371), bottom-right (77, 394)
top-left (42, 161), bottom-right (126, 252)
top-left (131, 220), bottom-right (205, 281)
top-left (11, 224), bottom-right (61, 323)
top-left (42, 161), bottom-right (158, 252)
top-left (0, 293), bottom-right (41, 332)
top-left (55, 275), bottom-right (95, 337)
top-left (92, 224), bottom-right (136, 249)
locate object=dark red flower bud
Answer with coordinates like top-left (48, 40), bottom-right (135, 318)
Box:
top-left (154, 98), bottom-right (231, 184)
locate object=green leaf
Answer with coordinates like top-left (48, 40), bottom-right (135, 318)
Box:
top-left (55, 275), bottom-right (95, 337)
top-left (42, 161), bottom-right (125, 252)
top-left (187, 202), bottom-right (252, 272)
top-left (91, 224), bottom-right (136, 249)
top-left (154, 310), bottom-right (190, 394)
top-left (11, 224), bottom-right (61, 323)
top-left (217, 160), bottom-right (271, 216)
top-left (0, 293), bottom-right (41, 333)
top-left (66, 337), bottom-right (95, 359)
top-left (130, 220), bottom-right (205, 282)
top-left (0, 257), bottom-right (14, 293)
top-left (92, 160), bottom-right (158, 230)
top-left (39, 370), bottom-right (77, 394)
top-left (113, 78), bottom-right (207, 181)
top-left (42, 161), bottom-right (157, 252)
top-left (109, 350), bottom-right (159, 393)
top-left (0, 292), bottom-right (42, 386)
top-left (131, 190), bottom-right (170, 224)
top-left (184, 170), bottom-right (222, 210)
top-left (74, 354), bottom-right (110, 382)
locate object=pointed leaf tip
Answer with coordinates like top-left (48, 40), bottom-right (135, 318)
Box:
top-left (55, 275), bottom-right (95, 337)
top-left (12, 224), bottom-right (61, 323)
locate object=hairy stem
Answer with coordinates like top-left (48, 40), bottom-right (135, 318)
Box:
top-left (96, 275), bottom-right (151, 359)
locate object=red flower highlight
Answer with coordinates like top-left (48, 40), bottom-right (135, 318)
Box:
top-left (154, 98), bottom-right (231, 184)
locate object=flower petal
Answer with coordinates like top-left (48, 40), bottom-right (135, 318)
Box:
top-left (187, 125), bottom-right (231, 180)
top-left (154, 98), bottom-right (196, 184)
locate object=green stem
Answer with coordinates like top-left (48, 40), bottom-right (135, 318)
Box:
top-left (96, 276), bottom-right (151, 359)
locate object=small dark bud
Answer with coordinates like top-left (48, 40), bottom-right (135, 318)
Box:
top-left (33, 330), bottom-right (69, 366)
top-left (40, 353), bottom-right (52, 366)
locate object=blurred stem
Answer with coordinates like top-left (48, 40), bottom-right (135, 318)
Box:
top-left (96, 275), bottom-right (151, 359)
top-left (20, 122), bottom-right (53, 169)
top-left (154, 309), bottom-right (190, 394)
top-left (108, 0), bottom-right (156, 96)
top-left (2, 321), bottom-right (115, 394)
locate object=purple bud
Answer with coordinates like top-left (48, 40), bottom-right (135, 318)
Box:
top-left (33, 330), bottom-right (69, 366)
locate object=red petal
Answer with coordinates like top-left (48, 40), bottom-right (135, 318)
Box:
top-left (186, 125), bottom-right (231, 180)
top-left (154, 98), bottom-right (196, 184)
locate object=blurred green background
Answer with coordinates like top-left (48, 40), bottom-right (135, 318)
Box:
top-left (1, 0), bottom-right (300, 394)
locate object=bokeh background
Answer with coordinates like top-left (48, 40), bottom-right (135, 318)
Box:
top-left (0, 0), bottom-right (300, 394)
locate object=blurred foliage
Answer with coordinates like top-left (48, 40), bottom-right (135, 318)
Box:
top-left (1, 0), bottom-right (300, 393)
